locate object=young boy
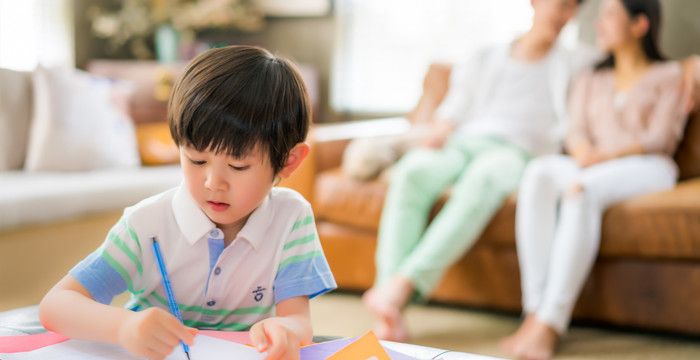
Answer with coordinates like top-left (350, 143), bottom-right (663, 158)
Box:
top-left (39, 45), bottom-right (337, 360)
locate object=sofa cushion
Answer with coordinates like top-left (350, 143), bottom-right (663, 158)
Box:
top-left (25, 66), bottom-right (140, 172)
top-left (135, 122), bottom-right (180, 166)
top-left (674, 112), bottom-right (700, 180)
top-left (0, 166), bottom-right (181, 230)
top-left (599, 178), bottom-right (700, 259)
top-left (0, 68), bottom-right (32, 171)
top-left (315, 169), bottom-right (388, 231)
top-left (314, 168), bottom-right (516, 239)
top-left (315, 168), bottom-right (700, 260)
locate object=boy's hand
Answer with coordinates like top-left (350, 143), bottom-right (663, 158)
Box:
top-left (117, 307), bottom-right (197, 360)
top-left (250, 317), bottom-right (301, 360)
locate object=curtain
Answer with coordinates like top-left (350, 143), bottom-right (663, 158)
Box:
top-left (331, 0), bottom-right (579, 114)
top-left (0, 0), bottom-right (74, 71)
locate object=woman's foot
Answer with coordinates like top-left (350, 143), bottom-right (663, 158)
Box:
top-left (501, 314), bottom-right (559, 360)
top-left (500, 314), bottom-right (537, 354)
top-left (361, 276), bottom-right (413, 342)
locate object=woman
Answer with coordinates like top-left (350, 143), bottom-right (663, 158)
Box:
top-left (502, 0), bottom-right (690, 359)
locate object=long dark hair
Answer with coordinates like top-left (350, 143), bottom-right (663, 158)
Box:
top-left (595, 0), bottom-right (665, 70)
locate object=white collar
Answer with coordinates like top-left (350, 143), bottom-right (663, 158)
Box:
top-left (171, 184), bottom-right (273, 250)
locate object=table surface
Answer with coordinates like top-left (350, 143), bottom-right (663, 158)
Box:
top-left (1, 306), bottom-right (501, 359)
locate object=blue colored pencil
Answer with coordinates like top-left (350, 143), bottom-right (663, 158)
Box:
top-left (151, 236), bottom-right (191, 360)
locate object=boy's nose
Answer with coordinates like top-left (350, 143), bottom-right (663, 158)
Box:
top-left (205, 171), bottom-right (228, 191)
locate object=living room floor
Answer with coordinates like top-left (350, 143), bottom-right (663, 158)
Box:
top-left (310, 292), bottom-right (700, 359)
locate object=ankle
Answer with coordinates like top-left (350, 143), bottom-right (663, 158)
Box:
top-left (385, 275), bottom-right (415, 307)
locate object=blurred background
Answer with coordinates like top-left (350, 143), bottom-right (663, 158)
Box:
top-left (2, 0), bottom-right (699, 121)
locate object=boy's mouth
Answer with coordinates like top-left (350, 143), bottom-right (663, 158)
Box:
top-left (207, 200), bottom-right (230, 212)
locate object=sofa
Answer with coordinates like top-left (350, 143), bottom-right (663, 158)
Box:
top-left (0, 64), bottom-right (184, 312)
top-left (303, 62), bottom-right (700, 335)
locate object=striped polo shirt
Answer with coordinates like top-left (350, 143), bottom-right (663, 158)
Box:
top-left (70, 184), bottom-right (336, 331)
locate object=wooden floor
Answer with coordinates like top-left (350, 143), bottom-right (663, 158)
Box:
top-left (310, 293), bottom-right (700, 359)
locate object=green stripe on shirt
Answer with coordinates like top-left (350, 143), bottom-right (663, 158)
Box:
top-left (108, 232), bottom-right (143, 276)
top-left (291, 215), bottom-right (313, 231)
top-left (120, 218), bottom-right (143, 255)
top-left (183, 320), bottom-right (252, 331)
top-left (100, 250), bottom-right (143, 295)
top-left (150, 292), bottom-right (273, 317)
top-left (277, 250), bottom-right (323, 272)
top-left (283, 233), bottom-right (315, 251)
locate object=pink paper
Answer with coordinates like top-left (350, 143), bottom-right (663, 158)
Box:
top-left (197, 330), bottom-right (251, 345)
top-left (0, 332), bottom-right (69, 353)
top-left (0, 331), bottom-right (250, 353)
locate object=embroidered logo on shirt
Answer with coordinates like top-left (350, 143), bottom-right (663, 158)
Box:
top-left (252, 286), bottom-right (266, 302)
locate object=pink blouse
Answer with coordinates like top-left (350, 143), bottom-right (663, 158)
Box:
top-left (565, 61), bottom-right (687, 157)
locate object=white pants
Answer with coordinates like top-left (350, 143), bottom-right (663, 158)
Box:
top-left (516, 154), bottom-right (678, 334)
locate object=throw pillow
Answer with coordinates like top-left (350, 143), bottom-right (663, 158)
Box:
top-left (0, 68), bottom-right (33, 171)
top-left (24, 66), bottom-right (140, 171)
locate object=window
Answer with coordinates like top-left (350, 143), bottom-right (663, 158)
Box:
top-left (0, 0), bottom-right (74, 71)
top-left (332, 0), bottom-right (579, 114)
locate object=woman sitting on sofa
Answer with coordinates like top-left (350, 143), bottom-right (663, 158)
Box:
top-left (502, 0), bottom-right (691, 359)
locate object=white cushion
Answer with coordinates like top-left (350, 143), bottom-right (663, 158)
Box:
top-left (0, 166), bottom-right (182, 230)
top-left (24, 66), bottom-right (140, 171)
top-left (0, 68), bottom-right (33, 171)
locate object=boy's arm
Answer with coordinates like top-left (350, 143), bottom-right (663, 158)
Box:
top-left (249, 296), bottom-right (312, 359)
top-left (39, 275), bottom-right (131, 344)
top-left (39, 275), bottom-right (195, 359)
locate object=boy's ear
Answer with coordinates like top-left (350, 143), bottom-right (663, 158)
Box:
top-left (278, 143), bottom-right (310, 179)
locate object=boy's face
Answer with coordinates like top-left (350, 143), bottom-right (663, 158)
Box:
top-left (180, 145), bottom-right (275, 230)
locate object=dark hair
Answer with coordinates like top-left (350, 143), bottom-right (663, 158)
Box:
top-left (169, 45), bottom-right (311, 174)
top-left (595, 0), bottom-right (664, 70)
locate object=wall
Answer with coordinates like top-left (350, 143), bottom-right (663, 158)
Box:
top-left (74, 0), bottom-right (700, 123)
top-left (577, 0), bottom-right (700, 59)
top-left (73, 0), bottom-right (339, 122)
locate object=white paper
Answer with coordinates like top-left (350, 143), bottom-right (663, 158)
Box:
top-left (1, 335), bottom-right (265, 360)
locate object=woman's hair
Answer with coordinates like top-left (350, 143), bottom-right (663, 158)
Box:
top-left (595, 0), bottom-right (665, 70)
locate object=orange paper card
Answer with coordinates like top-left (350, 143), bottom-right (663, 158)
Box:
top-left (327, 331), bottom-right (391, 360)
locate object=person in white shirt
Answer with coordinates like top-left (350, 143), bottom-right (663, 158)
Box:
top-left (363, 0), bottom-right (595, 342)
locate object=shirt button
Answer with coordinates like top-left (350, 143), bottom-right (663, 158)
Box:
top-left (209, 229), bottom-right (223, 239)
top-left (214, 267), bottom-right (221, 275)
top-left (207, 300), bottom-right (216, 307)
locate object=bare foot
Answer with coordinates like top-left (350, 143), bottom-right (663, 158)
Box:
top-left (504, 316), bottom-right (559, 360)
top-left (362, 277), bottom-right (413, 342)
top-left (500, 314), bottom-right (537, 354)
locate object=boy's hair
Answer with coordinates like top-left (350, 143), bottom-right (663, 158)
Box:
top-left (169, 45), bottom-right (311, 174)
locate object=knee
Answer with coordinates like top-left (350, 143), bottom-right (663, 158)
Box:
top-left (565, 183), bottom-right (585, 198)
top-left (391, 151), bottom-right (432, 186)
top-left (521, 156), bottom-right (563, 189)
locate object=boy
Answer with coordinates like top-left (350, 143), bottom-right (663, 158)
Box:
top-left (39, 45), bottom-right (337, 360)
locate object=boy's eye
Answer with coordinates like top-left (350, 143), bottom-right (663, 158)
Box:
top-left (190, 159), bottom-right (206, 166)
top-left (229, 165), bottom-right (250, 171)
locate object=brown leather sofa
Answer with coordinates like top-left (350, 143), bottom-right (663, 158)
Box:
top-left (300, 63), bottom-right (700, 335)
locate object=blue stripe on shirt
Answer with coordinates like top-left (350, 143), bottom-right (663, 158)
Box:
top-left (69, 251), bottom-right (127, 304)
top-left (273, 256), bottom-right (337, 304)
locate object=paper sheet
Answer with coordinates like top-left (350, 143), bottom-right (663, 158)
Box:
top-left (0, 335), bottom-right (265, 360)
